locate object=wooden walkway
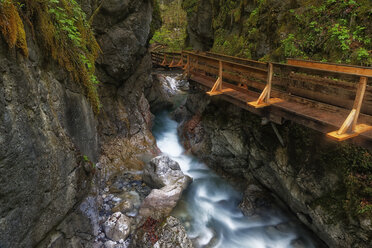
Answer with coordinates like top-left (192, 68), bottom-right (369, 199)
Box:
top-left (151, 51), bottom-right (372, 150)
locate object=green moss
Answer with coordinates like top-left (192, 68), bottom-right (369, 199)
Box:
top-left (182, 0), bottom-right (199, 15)
top-left (0, 0), bottom-right (28, 56)
top-left (150, 0), bottom-right (162, 39)
top-left (0, 0), bottom-right (101, 113)
top-left (150, 0), bottom-right (186, 51)
top-left (209, 0), bottom-right (372, 65)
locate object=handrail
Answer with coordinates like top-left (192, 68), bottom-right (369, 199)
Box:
top-left (287, 58), bottom-right (372, 77)
top-left (151, 50), bottom-right (372, 141)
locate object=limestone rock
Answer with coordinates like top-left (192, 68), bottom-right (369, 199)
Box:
top-left (103, 212), bottom-right (131, 242)
top-left (139, 184), bottom-right (187, 219)
top-left (104, 240), bottom-right (117, 248)
top-left (154, 216), bottom-right (193, 248)
top-left (140, 156), bottom-right (191, 219)
top-left (143, 155), bottom-right (191, 189)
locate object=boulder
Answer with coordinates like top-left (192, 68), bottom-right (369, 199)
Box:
top-left (139, 184), bottom-right (188, 219)
top-left (103, 212), bottom-right (131, 242)
top-left (143, 155), bottom-right (191, 189)
top-left (140, 156), bottom-right (191, 219)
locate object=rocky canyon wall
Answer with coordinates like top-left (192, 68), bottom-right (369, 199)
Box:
top-left (0, 0), bottom-right (159, 247)
top-left (182, 0), bottom-right (372, 65)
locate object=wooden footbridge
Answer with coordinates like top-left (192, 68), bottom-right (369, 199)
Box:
top-left (151, 51), bottom-right (372, 150)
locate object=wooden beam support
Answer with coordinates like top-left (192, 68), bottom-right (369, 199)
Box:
top-left (206, 60), bottom-right (235, 96)
top-left (247, 63), bottom-right (283, 108)
top-left (327, 77), bottom-right (372, 141)
top-left (160, 54), bottom-right (167, 66)
top-left (168, 56), bottom-right (175, 67)
top-left (176, 53), bottom-right (183, 67)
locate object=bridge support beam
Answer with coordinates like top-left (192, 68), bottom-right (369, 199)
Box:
top-left (247, 63), bottom-right (283, 108)
top-left (176, 53), bottom-right (183, 67)
top-left (327, 77), bottom-right (372, 141)
top-left (169, 56), bottom-right (175, 67)
top-left (207, 60), bottom-right (235, 96)
top-left (161, 54), bottom-right (167, 66)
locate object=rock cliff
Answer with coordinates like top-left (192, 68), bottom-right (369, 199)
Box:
top-left (183, 0), bottom-right (372, 65)
top-left (0, 0), bottom-right (160, 247)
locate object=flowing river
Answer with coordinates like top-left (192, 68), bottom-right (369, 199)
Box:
top-left (152, 95), bottom-right (321, 247)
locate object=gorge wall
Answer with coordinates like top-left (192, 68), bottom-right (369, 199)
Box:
top-left (183, 0), bottom-right (372, 65)
top-left (176, 82), bottom-right (372, 247)
top-left (0, 0), bottom-right (160, 247)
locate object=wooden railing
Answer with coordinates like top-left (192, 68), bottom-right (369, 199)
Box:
top-left (152, 50), bottom-right (372, 141)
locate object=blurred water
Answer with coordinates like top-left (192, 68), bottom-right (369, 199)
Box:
top-left (152, 111), bottom-right (321, 248)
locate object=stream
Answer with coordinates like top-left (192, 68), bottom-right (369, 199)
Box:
top-left (152, 110), bottom-right (320, 248)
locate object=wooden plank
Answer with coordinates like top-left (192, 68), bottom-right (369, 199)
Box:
top-left (327, 124), bottom-right (372, 141)
top-left (205, 51), bottom-right (267, 69)
top-left (287, 59), bottom-right (372, 77)
top-left (185, 51), bottom-right (268, 75)
top-left (223, 62), bottom-right (267, 81)
top-left (273, 62), bottom-right (365, 83)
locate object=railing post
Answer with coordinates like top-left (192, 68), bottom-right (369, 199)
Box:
top-left (352, 76), bottom-right (367, 131)
top-left (327, 76), bottom-right (372, 141)
top-left (265, 63), bottom-right (273, 103)
top-left (206, 59), bottom-right (234, 96)
top-left (161, 54), bottom-right (167, 66)
top-left (169, 55), bottom-right (175, 67)
top-left (247, 62), bottom-right (283, 108)
top-left (177, 52), bottom-right (183, 67)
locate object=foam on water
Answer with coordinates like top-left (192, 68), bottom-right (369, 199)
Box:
top-left (152, 111), bottom-right (320, 248)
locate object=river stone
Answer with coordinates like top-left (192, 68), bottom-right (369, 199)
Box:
top-left (104, 240), bottom-right (117, 248)
top-left (154, 216), bottom-right (193, 248)
top-left (143, 155), bottom-right (191, 188)
top-left (112, 199), bottom-right (134, 214)
top-left (103, 212), bottom-right (131, 242)
top-left (139, 182), bottom-right (190, 219)
top-left (131, 216), bottom-right (193, 248)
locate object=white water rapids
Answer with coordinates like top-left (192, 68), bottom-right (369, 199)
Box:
top-left (152, 106), bottom-right (321, 247)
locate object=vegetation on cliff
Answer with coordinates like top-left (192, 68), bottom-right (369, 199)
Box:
top-left (284, 124), bottom-right (372, 220)
top-left (183, 0), bottom-right (372, 65)
top-left (150, 0), bottom-right (187, 51)
top-left (0, 0), bottom-right (101, 113)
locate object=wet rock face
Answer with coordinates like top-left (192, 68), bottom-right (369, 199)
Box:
top-left (177, 82), bottom-right (371, 248)
top-left (184, 0), bottom-right (214, 51)
top-left (0, 25), bottom-right (97, 248)
top-left (0, 0), bottom-right (156, 247)
top-left (94, 0), bottom-right (152, 84)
